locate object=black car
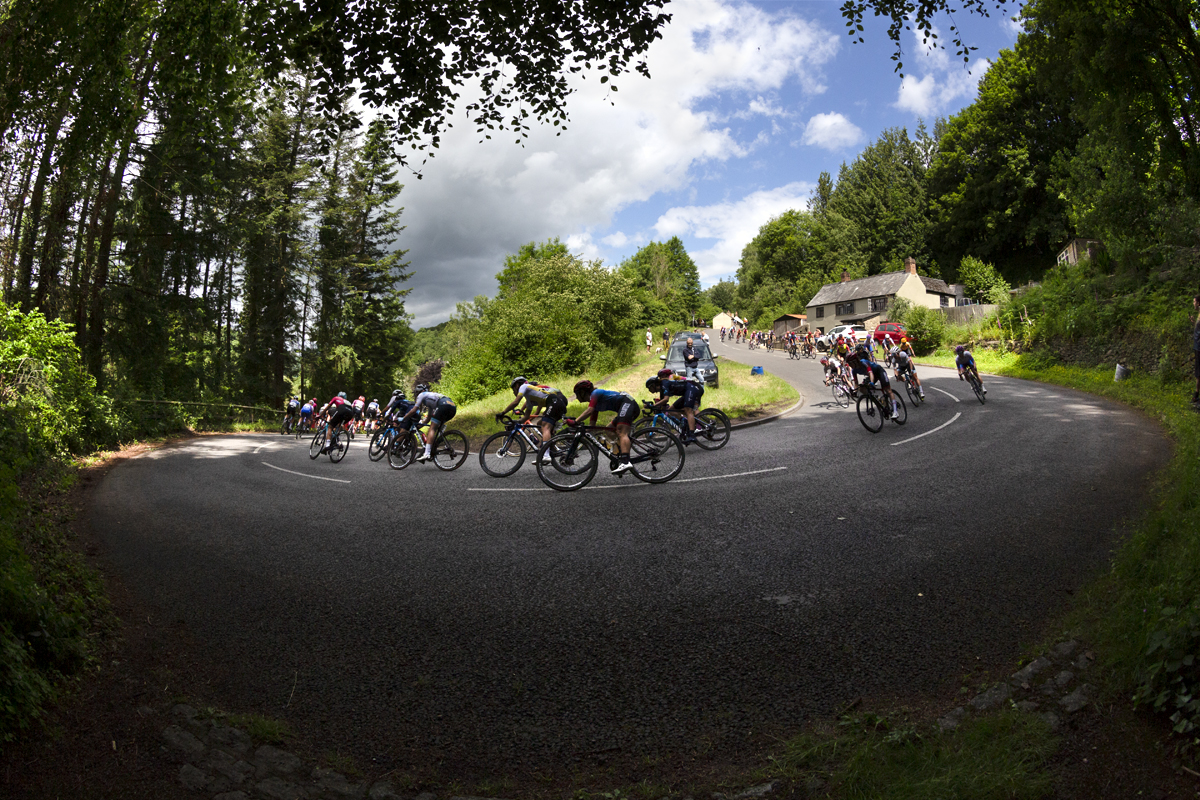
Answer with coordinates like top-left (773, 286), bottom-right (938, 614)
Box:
top-left (660, 338), bottom-right (719, 388)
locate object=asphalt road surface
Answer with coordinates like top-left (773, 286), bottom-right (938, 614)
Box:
top-left (91, 348), bottom-right (1170, 780)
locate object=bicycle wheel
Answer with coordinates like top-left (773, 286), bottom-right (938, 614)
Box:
top-left (693, 409), bottom-right (731, 450)
top-left (905, 378), bottom-right (921, 407)
top-left (280, 418), bottom-right (290, 435)
top-left (889, 392), bottom-right (908, 425)
top-left (832, 381), bottom-right (850, 408)
top-left (536, 431), bottom-right (599, 491)
top-left (856, 392), bottom-right (884, 433)
top-left (328, 429), bottom-right (349, 462)
top-left (366, 429), bottom-right (388, 461)
top-left (629, 427), bottom-right (685, 484)
top-left (308, 427), bottom-right (326, 459)
top-left (970, 375), bottom-right (986, 404)
top-left (388, 431), bottom-right (418, 470)
top-left (479, 430), bottom-right (526, 477)
top-left (432, 429), bottom-right (469, 471)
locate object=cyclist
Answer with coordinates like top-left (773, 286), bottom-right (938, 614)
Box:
top-left (820, 356), bottom-right (840, 386)
top-left (496, 376), bottom-right (568, 458)
top-left (365, 398), bottom-right (381, 431)
top-left (646, 368), bottom-right (703, 443)
top-left (299, 397), bottom-right (316, 431)
top-left (846, 345), bottom-right (899, 417)
top-left (284, 395), bottom-right (301, 432)
top-left (381, 389), bottom-right (414, 431)
top-left (400, 384), bottom-right (458, 463)
top-left (890, 344), bottom-right (925, 399)
top-left (321, 392), bottom-right (356, 453)
top-left (955, 345), bottom-right (987, 394)
top-left (567, 379), bottom-right (639, 475)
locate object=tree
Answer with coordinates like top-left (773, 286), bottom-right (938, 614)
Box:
top-left (618, 237), bottom-right (701, 325)
top-left (925, 42), bottom-right (1080, 283)
top-left (957, 256), bottom-right (1010, 303)
top-left (706, 280), bottom-right (737, 311)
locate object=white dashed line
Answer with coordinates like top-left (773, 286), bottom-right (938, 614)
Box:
top-left (929, 386), bottom-right (961, 403)
top-left (890, 412), bottom-right (962, 447)
top-left (262, 462), bottom-right (351, 483)
top-left (467, 466), bottom-right (788, 492)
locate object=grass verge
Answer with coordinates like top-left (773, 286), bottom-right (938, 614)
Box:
top-left (447, 351), bottom-right (798, 445)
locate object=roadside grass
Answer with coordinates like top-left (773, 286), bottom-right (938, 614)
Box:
top-left (445, 350), bottom-right (797, 445)
top-left (761, 711), bottom-right (1058, 800)
top-left (913, 347), bottom-right (1022, 374)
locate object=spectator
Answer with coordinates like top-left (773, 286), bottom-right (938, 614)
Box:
top-left (683, 337), bottom-right (699, 381)
top-left (646, 327), bottom-right (653, 353)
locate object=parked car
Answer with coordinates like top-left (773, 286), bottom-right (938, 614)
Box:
top-left (661, 338), bottom-right (719, 387)
top-left (872, 322), bottom-right (908, 345)
top-left (816, 324), bottom-right (869, 351)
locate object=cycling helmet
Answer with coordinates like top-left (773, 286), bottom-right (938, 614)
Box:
top-left (391, 388), bottom-right (403, 396)
top-left (371, 398), bottom-right (378, 404)
top-left (337, 391), bottom-right (347, 399)
top-left (511, 376), bottom-right (527, 393)
top-left (414, 383), bottom-right (429, 394)
top-left (855, 344), bottom-right (869, 356)
top-left (358, 396), bottom-right (365, 402)
top-left (820, 357), bottom-right (829, 365)
top-left (645, 377), bottom-right (662, 393)
top-left (657, 368), bottom-right (673, 380)
top-left (955, 345), bottom-right (965, 355)
top-left (572, 379), bottom-right (594, 402)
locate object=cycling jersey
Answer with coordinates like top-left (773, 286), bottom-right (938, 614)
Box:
top-left (849, 357), bottom-right (889, 385)
top-left (352, 398), bottom-right (365, 412)
top-left (287, 398), bottom-right (300, 413)
top-left (366, 400), bottom-right (380, 415)
top-left (587, 389), bottom-right (639, 424)
top-left (325, 396), bottom-right (355, 425)
top-left (300, 402), bottom-right (314, 416)
top-left (659, 379), bottom-right (703, 409)
top-left (519, 383), bottom-right (567, 420)
top-left (413, 391), bottom-right (457, 423)
top-left (955, 352), bottom-right (977, 371)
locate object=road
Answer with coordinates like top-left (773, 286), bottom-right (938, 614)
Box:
top-left (89, 348), bottom-right (1170, 782)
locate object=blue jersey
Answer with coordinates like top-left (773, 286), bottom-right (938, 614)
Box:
top-left (956, 352), bottom-right (976, 370)
top-left (588, 389), bottom-right (633, 414)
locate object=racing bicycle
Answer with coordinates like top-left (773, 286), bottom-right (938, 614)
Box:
top-left (478, 415), bottom-right (550, 477)
top-left (536, 423), bottom-right (685, 491)
top-left (963, 370), bottom-right (986, 404)
top-left (307, 421), bottom-right (351, 463)
top-left (635, 401), bottom-right (730, 450)
top-left (856, 380), bottom-right (907, 433)
top-left (387, 419), bottom-right (469, 471)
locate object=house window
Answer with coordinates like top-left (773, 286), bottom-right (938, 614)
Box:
top-left (835, 301), bottom-right (855, 315)
top-left (940, 295), bottom-right (950, 307)
top-left (814, 307), bottom-right (824, 319)
top-left (869, 296), bottom-right (889, 313)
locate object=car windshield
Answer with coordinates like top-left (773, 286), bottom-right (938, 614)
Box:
top-left (667, 342), bottom-right (712, 362)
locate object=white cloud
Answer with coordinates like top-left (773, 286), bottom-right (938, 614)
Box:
top-left (800, 112), bottom-right (864, 150)
top-left (395, 0), bottom-right (839, 326)
top-left (893, 26), bottom-right (989, 115)
top-left (1002, 16), bottom-right (1024, 37)
top-left (652, 182), bottom-right (814, 283)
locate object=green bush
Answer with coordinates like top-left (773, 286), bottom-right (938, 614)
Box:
top-left (903, 306), bottom-right (946, 354)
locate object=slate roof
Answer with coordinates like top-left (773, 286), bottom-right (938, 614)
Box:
top-left (807, 272), bottom-right (956, 307)
top-left (807, 273), bottom-right (909, 306)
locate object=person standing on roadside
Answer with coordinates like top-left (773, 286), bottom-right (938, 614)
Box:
top-left (1193, 295), bottom-right (1200, 404)
top-left (646, 327), bottom-right (653, 353)
top-left (662, 327), bottom-right (669, 348)
top-left (683, 336), bottom-right (699, 381)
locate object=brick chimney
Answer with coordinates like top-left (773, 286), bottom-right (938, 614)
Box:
top-left (840, 270), bottom-right (850, 283)
top-left (904, 257), bottom-right (918, 275)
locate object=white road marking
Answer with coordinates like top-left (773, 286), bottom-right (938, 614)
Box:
top-left (262, 462), bottom-right (351, 484)
top-left (467, 466), bottom-right (788, 492)
top-left (890, 412), bottom-right (962, 447)
top-left (929, 386), bottom-right (961, 403)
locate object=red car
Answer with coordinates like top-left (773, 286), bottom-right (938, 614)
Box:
top-left (872, 322), bottom-right (908, 345)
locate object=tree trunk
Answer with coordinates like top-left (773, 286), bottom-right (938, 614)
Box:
top-left (86, 132), bottom-right (133, 383)
top-left (15, 99), bottom-right (68, 309)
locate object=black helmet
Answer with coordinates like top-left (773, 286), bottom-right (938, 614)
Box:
top-left (572, 379), bottom-right (594, 402)
top-left (511, 376), bottom-right (527, 393)
top-left (855, 344), bottom-right (868, 356)
top-left (645, 377), bottom-right (662, 392)
top-left (414, 383), bottom-right (429, 394)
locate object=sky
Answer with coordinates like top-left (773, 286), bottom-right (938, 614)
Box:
top-left (395, 0), bottom-right (1024, 328)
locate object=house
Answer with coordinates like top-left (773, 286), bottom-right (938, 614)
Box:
top-left (804, 257), bottom-right (956, 334)
top-left (1057, 238), bottom-right (1103, 266)
top-left (772, 313), bottom-right (807, 337)
top-left (711, 311), bottom-right (737, 331)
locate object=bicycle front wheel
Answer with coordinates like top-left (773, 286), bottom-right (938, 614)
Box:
top-left (905, 379), bottom-right (921, 406)
top-left (832, 381), bottom-right (850, 408)
top-left (971, 376), bottom-right (986, 404)
top-left (536, 432), bottom-right (598, 491)
top-left (432, 429), bottom-right (469, 471)
top-left (388, 431), bottom-right (418, 470)
top-left (630, 427), bottom-right (685, 484)
top-left (479, 430), bottom-right (526, 477)
top-left (368, 429), bottom-right (391, 462)
top-left (308, 428), bottom-right (326, 459)
top-left (693, 409), bottom-right (730, 450)
top-left (856, 393), bottom-right (884, 433)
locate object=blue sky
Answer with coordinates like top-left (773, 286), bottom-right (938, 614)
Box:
top-left (396, 0), bottom-right (1023, 327)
